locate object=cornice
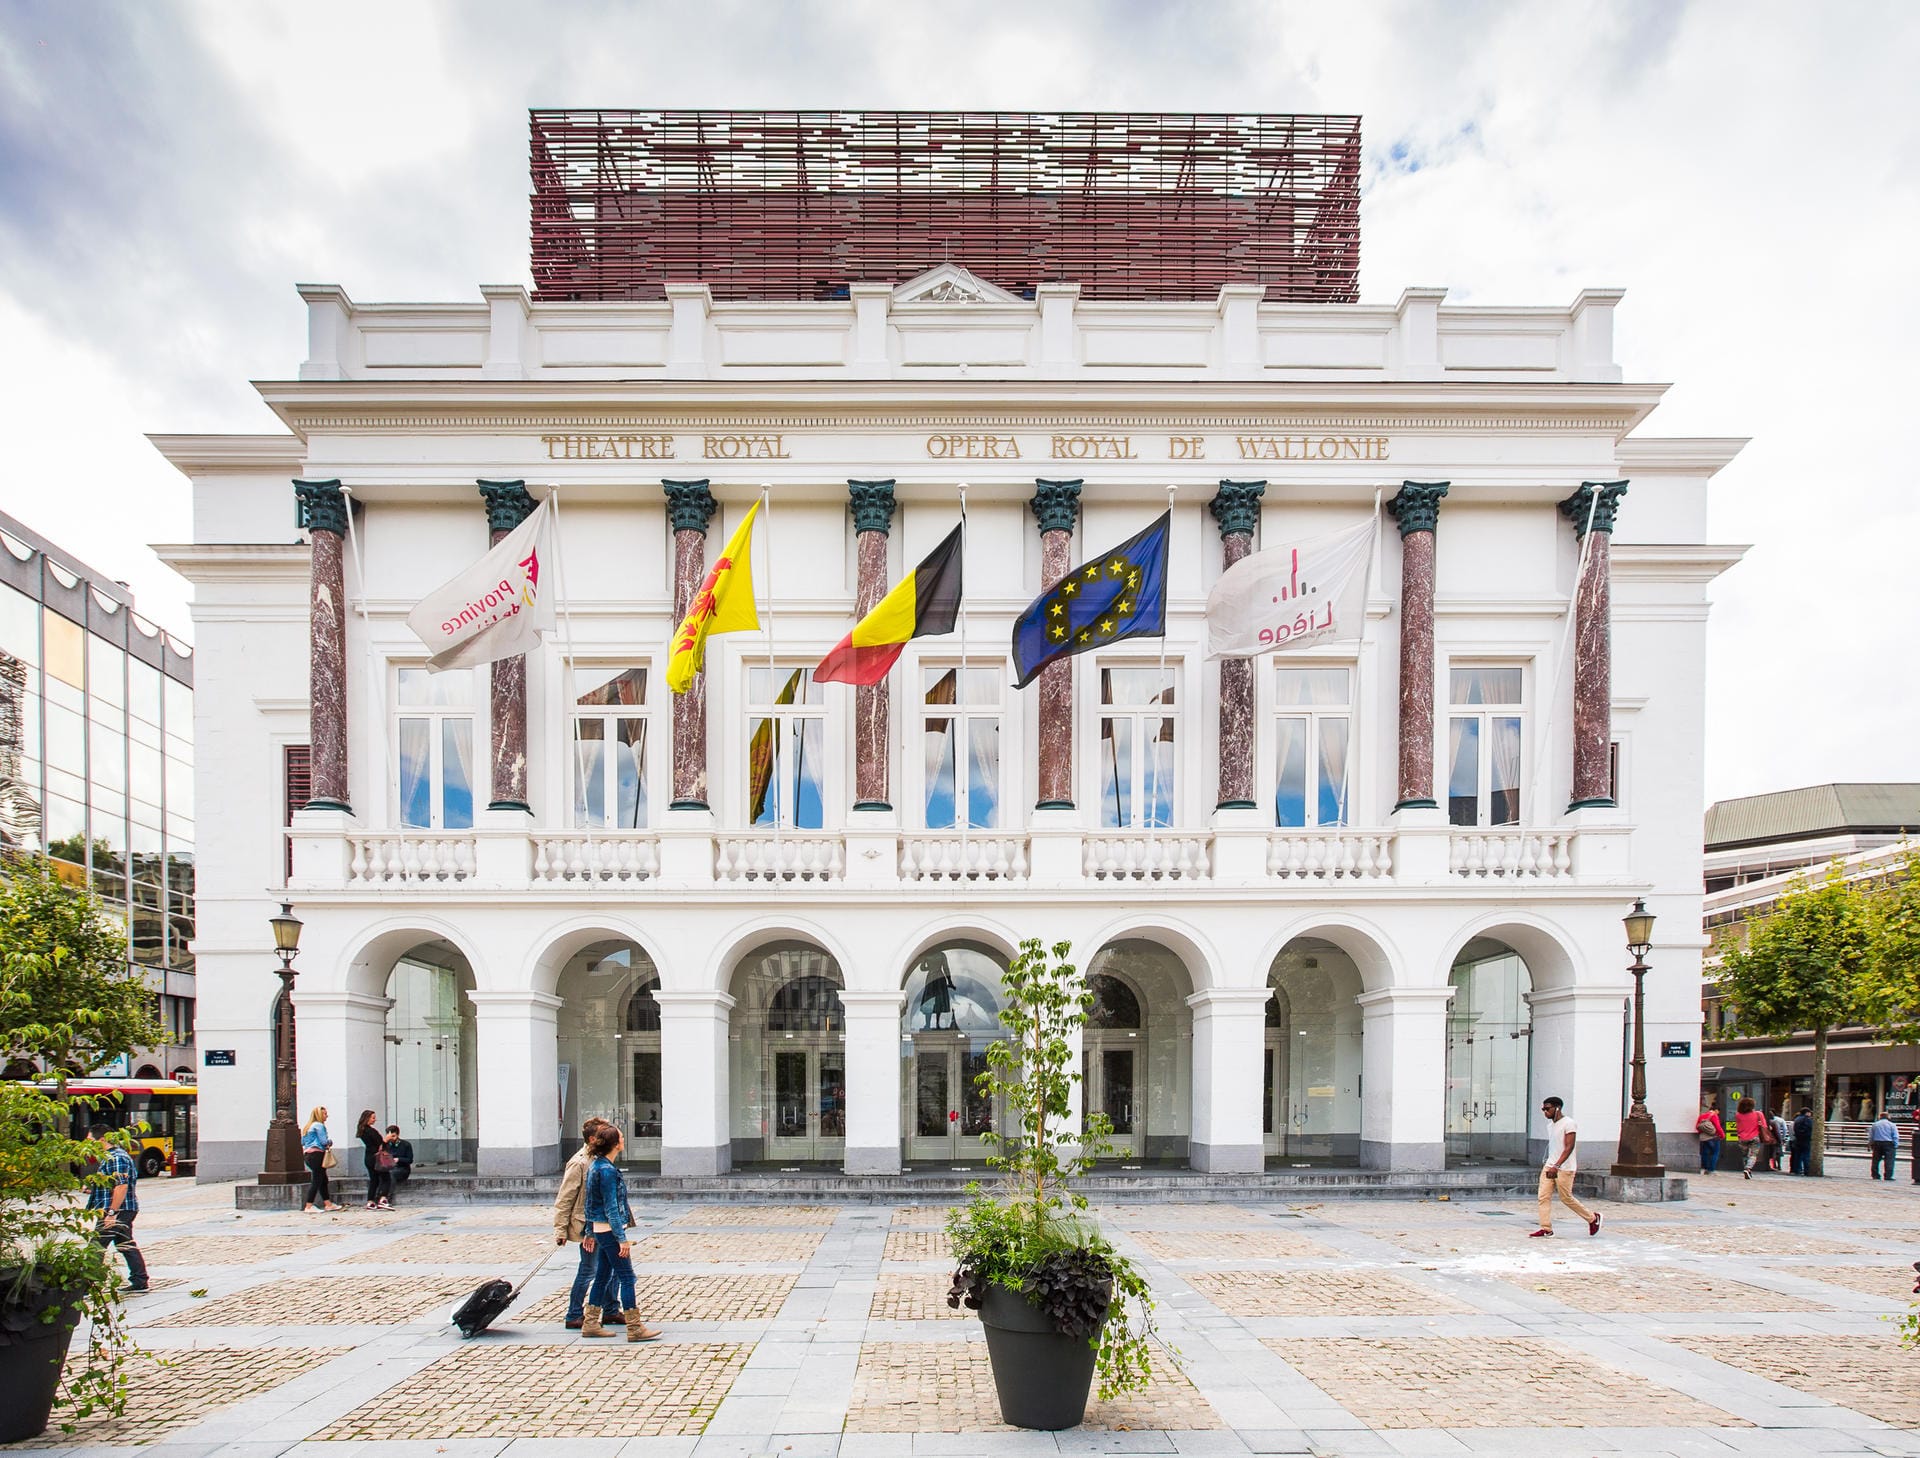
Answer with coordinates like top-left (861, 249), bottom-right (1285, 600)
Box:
top-left (147, 433), bottom-right (304, 474)
top-left (152, 543), bottom-right (310, 583)
top-left (1615, 437), bottom-right (1750, 475)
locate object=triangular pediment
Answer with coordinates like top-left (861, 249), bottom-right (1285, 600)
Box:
top-left (892, 264), bottom-right (1022, 305)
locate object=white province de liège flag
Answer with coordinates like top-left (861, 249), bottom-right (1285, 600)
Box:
top-left (1205, 517), bottom-right (1376, 658)
top-left (405, 498), bottom-right (556, 671)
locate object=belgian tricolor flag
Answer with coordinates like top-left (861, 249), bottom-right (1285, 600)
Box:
top-left (815, 524), bottom-right (963, 685)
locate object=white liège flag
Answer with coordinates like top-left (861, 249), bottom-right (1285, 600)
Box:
top-left (1205, 518), bottom-right (1376, 658)
top-left (406, 498), bottom-right (557, 671)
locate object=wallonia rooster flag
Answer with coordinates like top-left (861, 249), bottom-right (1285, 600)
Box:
top-left (666, 500), bottom-right (761, 693)
top-left (815, 524), bottom-right (963, 686)
top-left (406, 497), bottom-right (556, 672)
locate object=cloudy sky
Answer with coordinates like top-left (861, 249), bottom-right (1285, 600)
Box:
top-left (1, 1), bottom-right (1915, 805)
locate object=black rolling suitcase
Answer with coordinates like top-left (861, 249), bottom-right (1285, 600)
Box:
top-left (452, 1245), bottom-right (556, 1338)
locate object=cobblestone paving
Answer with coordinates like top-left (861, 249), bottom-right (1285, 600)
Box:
top-left (670, 1203), bottom-right (840, 1226)
top-left (1186, 1267), bottom-right (1476, 1316)
top-left (1795, 1262), bottom-right (1920, 1301)
top-left (1619, 1221), bottom-right (1875, 1254)
top-left (512, 1272), bottom-right (798, 1322)
top-left (148, 1274), bottom-right (476, 1326)
top-left (844, 1340), bottom-right (1219, 1431)
top-left (1688, 1334), bottom-right (1920, 1427)
top-left (341, 1230), bottom-right (553, 1263)
top-left (888, 1203), bottom-right (958, 1227)
top-left (312, 1342), bottom-right (750, 1439)
top-left (1267, 1336), bottom-right (1749, 1428)
top-left (869, 1271), bottom-right (967, 1319)
top-left (1497, 1267), bottom-right (1832, 1312)
top-left (446, 1203), bottom-right (556, 1225)
top-left (1130, 1228), bottom-right (1342, 1260)
top-left (142, 1232), bottom-right (336, 1264)
top-left (630, 1230), bottom-right (821, 1262)
top-left (13, 1347), bottom-right (346, 1447)
top-left (881, 1228), bottom-right (950, 1262)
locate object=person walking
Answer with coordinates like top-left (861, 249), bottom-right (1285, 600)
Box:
top-left (1733, 1097), bottom-right (1766, 1179)
top-left (552, 1116), bottom-right (610, 1330)
top-left (1792, 1106), bottom-right (1813, 1176)
top-left (1695, 1103), bottom-right (1724, 1174)
top-left (384, 1125), bottom-right (414, 1187)
top-left (86, 1123), bottom-right (149, 1292)
top-left (581, 1124), bottom-right (661, 1342)
top-left (301, 1106), bottom-right (342, 1211)
top-left (1529, 1096), bottom-right (1601, 1238)
top-left (1771, 1108), bottom-right (1791, 1173)
top-left (357, 1110), bottom-right (393, 1209)
top-left (1869, 1109), bottom-right (1900, 1180)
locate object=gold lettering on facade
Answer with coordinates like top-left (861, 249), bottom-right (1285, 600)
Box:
top-left (1049, 434), bottom-right (1137, 460)
top-left (925, 433), bottom-right (1022, 459)
top-left (1168, 435), bottom-right (1205, 460)
top-left (703, 434), bottom-right (790, 460)
top-left (542, 434), bottom-right (676, 460)
top-left (1234, 434), bottom-right (1390, 462)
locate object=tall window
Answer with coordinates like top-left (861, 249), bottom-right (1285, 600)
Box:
top-left (746, 665), bottom-right (825, 829)
top-left (1098, 665), bottom-right (1176, 829)
top-left (920, 664), bottom-right (1000, 829)
top-left (573, 666), bottom-right (649, 829)
top-left (1447, 665), bottom-right (1523, 827)
top-left (1274, 665), bottom-right (1350, 827)
top-left (396, 667), bottom-right (476, 830)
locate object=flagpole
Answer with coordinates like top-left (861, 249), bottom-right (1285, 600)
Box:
top-left (1147, 483), bottom-right (1176, 849)
top-left (956, 482), bottom-right (970, 871)
top-left (759, 484), bottom-right (781, 854)
top-left (337, 486), bottom-right (392, 823)
top-left (1530, 488), bottom-right (1601, 826)
top-left (545, 486), bottom-right (586, 845)
top-left (1337, 491), bottom-right (1383, 831)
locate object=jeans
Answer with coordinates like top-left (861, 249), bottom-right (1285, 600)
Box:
top-left (588, 1237), bottom-right (636, 1314)
top-left (1871, 1141), bottom-right (1897, 1179)
top-left (566, 1240), bottom-right (597, 1321)
top-left (304, 1150), bottom-right (331, 1206)
top-left (1699, 1139), bottom-right (1720, 1173)
top-left (1791, 1142), bottom-right (1810, 1176)
top-left (93, 1210), bottom-right (148, 1288)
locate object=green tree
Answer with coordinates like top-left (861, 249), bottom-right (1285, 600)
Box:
top-left (0, 856), bottom-right (160, 1085)
top-left (1716, 863), bottom-right (1873, 1176)
top-left (1861, 850), bottom-right (1920, 1045)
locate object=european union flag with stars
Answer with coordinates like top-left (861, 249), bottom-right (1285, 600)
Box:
top-left (1012, 512), bottom-right (1171, 688)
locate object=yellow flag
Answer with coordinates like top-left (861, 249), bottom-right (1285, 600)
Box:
top-left (666, 500), bottom-right (761, 694)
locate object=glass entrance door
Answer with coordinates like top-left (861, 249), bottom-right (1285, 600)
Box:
top-left (628, 1045), bottom-right (662, 1161)
top-left (906, 1037), bottom-right (995, 1162)
top-left (1444, 1013), bottom-right (1530, 1162)
top-left (1263, 1036), bottom-right (1287, 1158)
top-left (1083, 1037), bottom-right (1143, 1157)
top-left (768, 1042), bottom-right (846, 1161)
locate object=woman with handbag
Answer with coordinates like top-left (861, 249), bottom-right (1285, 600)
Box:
top-left (301, 1106), bottom-right (342, 1211)
top-left (357, 1109), bottom-right (394, 1209)
top-left (1733, 1097), bottom-right (1767, 1180)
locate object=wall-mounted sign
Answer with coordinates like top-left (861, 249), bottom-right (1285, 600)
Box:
top-left (1660, 1041), bottom-right (1691, 1059)
top-left (203, 1049), bottom-right (236, 1067)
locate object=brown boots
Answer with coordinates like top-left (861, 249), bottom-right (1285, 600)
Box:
top-left (622, 1308), bottom-right (662, 1342)
top-left (580, 1304), bottom-right (614, 1337)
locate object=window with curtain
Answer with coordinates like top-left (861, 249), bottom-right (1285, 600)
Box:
top-left (919, 664), bottom-right (1001, 830)
top-left (1274, 665), bottom-right (1351, 827)
top-left (573, 666), bottom-right (649, 829)
top-left (1446, 665), bottom-right (1523, 827)
top-left (395, 667), bottom-right (477, 830)
top-left (745, 665), bottom-right (826, 829)
top-left (1098, 665), bottom-right (1177, 829)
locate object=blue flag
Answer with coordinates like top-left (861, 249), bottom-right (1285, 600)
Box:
top-left (1012, 512), bottom-right (1171, 688)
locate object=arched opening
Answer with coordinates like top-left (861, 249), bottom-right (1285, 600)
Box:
top-left (555, 939), bottom-right (663, 1165)
top-left (384, 940), bottom-right (478, 1170)
top-left (1264, 938), bottom-right (1363, 1165)
top-left (1445, 938), bottom-right (1534, 1165)
top-left (1082, 940), bottom-right (1192, 1164)
top-left (899, 941), bottom-right (1010, 1166)
top-left (729, 941), bottom-right (845, 1165)
top-left (134, 1064), bottom-right (162, 1080)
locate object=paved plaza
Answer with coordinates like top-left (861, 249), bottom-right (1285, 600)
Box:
top-left (15, 1167), bottom-right (1920, 1458)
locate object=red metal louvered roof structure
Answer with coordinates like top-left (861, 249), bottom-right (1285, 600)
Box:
top-left (530, 110), bottom-right (1361, 303)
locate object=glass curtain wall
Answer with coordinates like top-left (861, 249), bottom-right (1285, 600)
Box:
top-left (729, 942), bottom-right (845, 1163)
top-left (1444, 941), bottom-right (1533, 1164)
top-left (899, 942), bottom-right (1010, 1164)
top-left (555, 939), bottom-right (663, 1162)
top-left (385, 945), bottom-right (479, 1168)
top-left (1263, 939), bottom-right (1363, 1163)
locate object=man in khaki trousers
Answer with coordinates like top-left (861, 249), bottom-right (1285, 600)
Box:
top-left (1529, 1095), bottom-right (1601, 1238)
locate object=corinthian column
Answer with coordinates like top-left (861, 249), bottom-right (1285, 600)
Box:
top-left (1209, 480), bottom-right (1265, 809)
top-left (1030, 479), bottom-right (1082, 809)
top-left (1387, 481), bottom-right (1449, 811)
top-left (663, 480), bottom-right (718, 809)
top-left (294, 479), bottom-right (351, 812)
top-left (1559, 480), bottom-right (1629, 810)
top-left (478, 480), bottom-right (537, 813)
top-left (848, 480), bottom-right (897, 810)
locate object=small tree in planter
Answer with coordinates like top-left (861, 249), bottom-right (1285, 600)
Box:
top-left (945, 938), bottom-right (1155, 1429)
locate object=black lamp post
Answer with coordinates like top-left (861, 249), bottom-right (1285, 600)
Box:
top-left (259, 902), bottom-right (306, 1186)
top-left (1611, 897), bottom-right (1666, 1178)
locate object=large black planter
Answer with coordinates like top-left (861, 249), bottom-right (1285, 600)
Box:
top-left (976, 1283), bottom-right (1100, 1430)
top-left (0, 1301), bottom-right (83, 1442)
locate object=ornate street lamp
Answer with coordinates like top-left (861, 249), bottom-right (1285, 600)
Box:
top-left (260, 902), bottom-right (305, 1186)
top-left (1611, 897), bottom-right (1666, 1178)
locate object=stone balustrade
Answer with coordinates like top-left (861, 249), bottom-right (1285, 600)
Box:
top-left (899, 835), bottom-right (1030, 882)
top-left (1267, 831), bottom-right (1395, 882)
top-left (1448, 829), bottom-right (1576, 880)
top-left (1082, 834), bottom-right (1212, 882)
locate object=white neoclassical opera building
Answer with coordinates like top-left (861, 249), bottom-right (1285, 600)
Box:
top-left (153, 111), bottom-right (1744, 1185)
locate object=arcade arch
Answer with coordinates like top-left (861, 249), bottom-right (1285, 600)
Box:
top-left (1082, 939), bottom-right (1193, 1163)
top-left (383, 938), bottom-right (478, 1169)
top-left (1445, 937), bottom-right (1534, 1165)
top-left (899, 940), bottom-right (1011, 1165)
top-left (555, 939), bottom-right (664, 1163)
top-left (1263, 938), bottom-right (1364, 1164)
top-left (728, 940), bottom-right (846, 1164)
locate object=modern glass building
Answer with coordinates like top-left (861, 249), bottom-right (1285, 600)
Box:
top-left (0, 508), bottom-right (196, 1080)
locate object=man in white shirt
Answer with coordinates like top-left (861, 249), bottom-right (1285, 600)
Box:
top-left (1530, 1095), bottom-right (1602, 1238)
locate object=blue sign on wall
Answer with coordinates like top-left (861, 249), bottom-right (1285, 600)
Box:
top-left (203, 1049), bottom-right (236, 1067)
top-left (1660, 1041), bottom-right (1691, 1058)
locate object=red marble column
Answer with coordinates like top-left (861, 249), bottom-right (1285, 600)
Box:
top-left (294, 480), bottom-right (351, 812)
top-left (1209, 481), bottom-right (1265, 809)
top-left (1031, 480), bottom-right (1082, 809)
top-left (478, 481), bottom-right (538, 812)
top-left (1560, 481), bottom-right (1628, 809)
top-left (663, 480), bottom-right (718, 809)
top-left (1387, 482), bottom-right (1449, 811)
top-left (848, 481), bottom-right (897, 810)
